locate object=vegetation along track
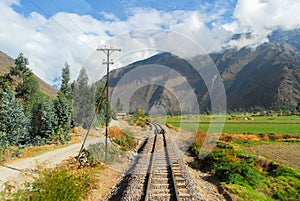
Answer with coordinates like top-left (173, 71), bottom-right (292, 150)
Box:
top-left (109, 123), bottom-right (201, 201)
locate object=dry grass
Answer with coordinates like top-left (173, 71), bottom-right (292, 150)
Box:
top-left (72, 126), bottom-right (103, 137)
top-left (108, 126), bottom-right (126, 139)
top-left (194, 132), bottom-right (207, 146)
top-left (220, 133), bottom-right (300, 142)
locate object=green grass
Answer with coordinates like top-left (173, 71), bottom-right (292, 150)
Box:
top-left (193, 141), bottom-right (300, 201)
top-left (1, 163), bottom-right (99, 201)
top-left (154, 115), bottom-right (300, 134)
top-left (114, 131), bottom-right (136, 151)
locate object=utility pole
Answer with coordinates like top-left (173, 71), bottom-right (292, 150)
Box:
top-left (97, 46), bottom-right (121, 161)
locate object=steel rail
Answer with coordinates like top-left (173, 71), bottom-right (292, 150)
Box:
top-left (144, 123), bottom-right (179, 201)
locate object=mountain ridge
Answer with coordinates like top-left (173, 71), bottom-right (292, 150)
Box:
top-left (108, 39), bottom-right (300, 112)
top-left (0, 51), bottom-right (57, 97)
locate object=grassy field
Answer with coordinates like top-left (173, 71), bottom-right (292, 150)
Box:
top-left (154, 114), bottom-right (300, 134)
top-left (155, 114), bottom-right (300, 200)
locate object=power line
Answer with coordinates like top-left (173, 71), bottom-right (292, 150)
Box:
top-left (48, 0), bottom-right (100, 48)
top-left (27, 0), bottom-right (94, 51)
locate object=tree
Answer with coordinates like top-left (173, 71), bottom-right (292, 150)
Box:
top-left (23, 74), bottom-right (43, 113)
top-left (60, 62), bottom-right (72, 99)
top-left (51, 62), bottom-right (73, 142)
top-left (8, 53), bottom-right (32, 99)
top-left (4, 53), bottom-right (43, 113)
top-left (30, 63), bottom-right (73, 145)
top-left (9, 53), bottom-right (31, 82)
top-left (31, 100), bottom-right (58, 144)
top-left (94, 82), bottom-right (112, 126)
top-left (0, 88), bottom-right (30, 146)
top-left (53, 92), bottom-right (72, 143)
top-left (73, 68), bottom-right (95, 129)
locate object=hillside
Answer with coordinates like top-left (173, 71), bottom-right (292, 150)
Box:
top-left (108, 40), bottom-right (300, 112)
top-left (212, 42), bottom-right (300, 110)
top-left (0, 51), bottom-right (57, 97)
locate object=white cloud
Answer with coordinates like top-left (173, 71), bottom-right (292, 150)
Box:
top-left (234, 0), bottom-right (300, 31)
top-left (0, 4), bottom-right (230, 86)
top-left (223, 0), bottom-right (300, 48)
top-left (0, 0), bottom-right (299, 86)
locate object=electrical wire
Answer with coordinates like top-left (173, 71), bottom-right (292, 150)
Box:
top-left (27, 0), bottom-right (95, 51)
top-left (48, 0), bottom-right (100, 48)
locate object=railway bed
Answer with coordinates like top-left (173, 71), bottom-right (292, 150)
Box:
top-left (109, 123), bottom-right (202, 201)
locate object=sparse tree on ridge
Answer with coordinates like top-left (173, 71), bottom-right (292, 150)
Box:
top-left (8, 53), bottom-right (32, 99)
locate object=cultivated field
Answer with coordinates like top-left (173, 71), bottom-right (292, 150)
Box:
top-left (155, 114), bottom-right (300, 170)
top-left (155, 114), bottom-right (300, 134)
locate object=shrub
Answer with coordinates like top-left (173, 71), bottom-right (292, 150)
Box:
top-left (1, 163), bottom-right (97, 201)
top-left (108, 126), bottom-right (136, 151)
top-left (193, 140), bottom-right (300, 200)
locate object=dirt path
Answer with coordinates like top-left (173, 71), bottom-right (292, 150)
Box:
top-left (0, 136), bottom-right (104, 191)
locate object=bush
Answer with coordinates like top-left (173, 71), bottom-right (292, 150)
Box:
top-left (1, 164), bottom-right (97, 201)
top-left (193, 140), bottom-right (300, 200)
top-left (0, 88), bottom-right (30, 146)
top-left (108, 126), bottom-right (136, 151)
top-left (194, 142), bottom-right (262, 187)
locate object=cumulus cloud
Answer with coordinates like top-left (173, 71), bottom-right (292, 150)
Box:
top-left (0, 0), bottom-right (299, 86)
top-left (234, 0), bottom-right (300, 31)
top-left (0, 3), bottom-right (230, 86)
top-left (223, 0), bottom-right (300, 49)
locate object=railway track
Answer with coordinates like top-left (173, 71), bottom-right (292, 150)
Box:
top-left (145, 123), bottom-right (190, 200)
top-left (109, 122), bottom-right (201, 201)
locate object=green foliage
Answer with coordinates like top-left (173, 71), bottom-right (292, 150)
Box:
top-left (22, 74), bottom-right (43, 113)
top-left (0, 55), bottom-right (75, 148)
top-left (88, 142), bottom-right (124, 163)
top-left (31, 99), bottom-right (58, 145)
top-left (192, 141), bottom-right (300, 200)
top-left (9, 53), bottom-right (31, 82)
top-left (94, 82), bottom-right (112, 127)
top-left (131, 109), bottom-right (146, 127)
top-left (1, 166), bottom-right (96, 201)
top-left (265, 166), bottom-right (300, 201)
top-left (54, 92), bottom-right (72, 139)
top-left (211, 149), bottom-right (261, 187)
top-left (60, 62), bottom-right (72, 100)
top-left (8, 53), bottom-right (33, 101)
top-left (0, 88), bottom-right (30, 146)
top-left (114, 131), bottom-right (136, 151)
top-left (73, 68), bottom-right (95, 129)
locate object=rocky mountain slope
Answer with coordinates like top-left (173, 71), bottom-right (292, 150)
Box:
top-left (108, 29), bottom-right (300, 112)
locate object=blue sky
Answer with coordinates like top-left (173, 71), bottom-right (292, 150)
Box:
top-left (1, 0), bottom-right (299, 86)
top-left (13, 0), bottom-right (237, 23)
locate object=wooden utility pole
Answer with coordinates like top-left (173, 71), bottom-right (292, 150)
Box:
top-left (97, 47), bottom-right (121, 161)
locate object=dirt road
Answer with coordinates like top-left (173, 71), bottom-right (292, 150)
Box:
top-left (0, 136), bottom-right (104, 191)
